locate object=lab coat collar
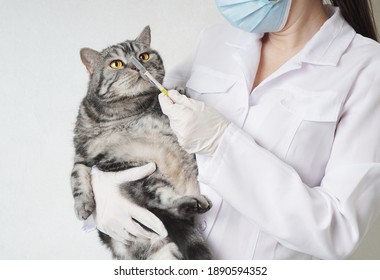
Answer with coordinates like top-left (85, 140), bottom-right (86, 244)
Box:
top-left (225, 5), bottom-right (356, 67)
top-left (223, 6), bottom-right (356, 92)
top-left (298, 6), bottom-right (356, 66)
top-left (225, 29), bottom-right (263, 91)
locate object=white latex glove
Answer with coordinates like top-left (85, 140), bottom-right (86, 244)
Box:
top-left (89, 163), bottom-right (167, 243)
top-left (159, 90), bottom-right (230, 156)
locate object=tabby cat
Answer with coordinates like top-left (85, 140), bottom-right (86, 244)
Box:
top-left (70, 26), bottom-right (212, 259)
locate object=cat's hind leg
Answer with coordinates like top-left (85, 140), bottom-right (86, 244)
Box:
top-left (171, 194), bottom-right (212, 217)
top-left (121, 174), bottom-right (212, 218)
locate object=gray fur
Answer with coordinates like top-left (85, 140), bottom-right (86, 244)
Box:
top-left (71, 26), bottom-right (212, 260)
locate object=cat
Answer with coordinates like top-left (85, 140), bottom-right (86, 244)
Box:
top-left (70, 26), bottom-right (212, 260)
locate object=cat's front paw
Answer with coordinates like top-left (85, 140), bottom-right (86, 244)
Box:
top-left (74, 193), bottom-right (95, 220)
top-left (175, 195), bottom-right (212, 217)
top-left (194, 195), bottom-right (212, 214)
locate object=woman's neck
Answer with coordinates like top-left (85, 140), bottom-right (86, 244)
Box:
top-left (252, 1), bottom-right (329, 90)
top-left (265, 1), bottom-right (329, 54)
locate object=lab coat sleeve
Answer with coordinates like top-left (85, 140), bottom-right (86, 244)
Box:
top-left (198, 73), bottom-right (380, 259)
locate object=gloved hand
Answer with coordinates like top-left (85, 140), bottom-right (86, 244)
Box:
top-left (90, 163), bottom-right (167, 244)
top-left (159, 90), bottom-right (230, 156)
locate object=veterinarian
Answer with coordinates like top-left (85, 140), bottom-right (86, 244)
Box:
top-left (90, 0), bottom-right (380, 259)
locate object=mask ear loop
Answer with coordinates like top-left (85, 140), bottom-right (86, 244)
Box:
top-left (277, 0), bottom-right (293, 31)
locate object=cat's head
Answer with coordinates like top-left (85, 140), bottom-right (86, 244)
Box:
top-left (80, 26), bottom-right (164, 101)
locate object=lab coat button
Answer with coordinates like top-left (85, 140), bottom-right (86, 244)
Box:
top-left (197, 220), bottom-right (207, 232)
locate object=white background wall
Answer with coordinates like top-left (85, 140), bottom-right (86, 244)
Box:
top-left (0, 0), bottom-right (379, 260)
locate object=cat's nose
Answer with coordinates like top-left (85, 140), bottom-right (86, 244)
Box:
top-left (127, 62), bottom-right (138, 71)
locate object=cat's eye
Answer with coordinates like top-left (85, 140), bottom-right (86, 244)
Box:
top-left (109, 60), bottom-right (124, 69)
top-left (139, 53), bottom-right (150, 62)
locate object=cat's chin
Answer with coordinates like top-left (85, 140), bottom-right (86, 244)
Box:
top-left (114, 87), bottom-right (156, 100)
top-left (132, 80), bottom-right (157, 95)
top-left (111, 78), bottom-right (151, 99)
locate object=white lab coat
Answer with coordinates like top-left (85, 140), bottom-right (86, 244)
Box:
top-left (164, 7), bottom-right (380, 259)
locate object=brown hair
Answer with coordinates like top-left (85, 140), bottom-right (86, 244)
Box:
top-left (329, 0), bottom-right (379, 41)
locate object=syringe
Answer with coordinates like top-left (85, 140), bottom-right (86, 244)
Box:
top-left (128, 56), bottom-right (168, 96)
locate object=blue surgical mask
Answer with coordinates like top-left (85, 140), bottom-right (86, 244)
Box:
top-left (216, 0), bottom-right (292, 33)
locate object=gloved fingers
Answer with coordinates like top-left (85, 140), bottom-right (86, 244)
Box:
top-left (131, 206), bottom-right (168, 238)
top-left (106, 228), bottom-right (134, 244)
top-left (103, 227), bottom-right (138, 245)
top-left (159, 90), bottom-right (194, 111)
top-left (120, 227), bottom-right (151, 243)
top-left (124, 218), bottom-right (160, 240)
top-left (158, 93), bottom-right (171, 114)
top-left (158, 91), bottom-right (174, 105)
top-left (166, 90), bottom-right (189, 104)
top-left (168, 89), bottom-right (205, 111)
top-left (97, 217), bottom-right (150, 244)
top-left (159, 93), bottom-right (192, 122)
top-left (159, 92), bottom-right (179, 116)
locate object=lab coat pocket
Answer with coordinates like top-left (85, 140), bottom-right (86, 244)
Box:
top-left (186, 66), bottom-right (237, 97)
top-left (280, 89), bottom-right (344, 186)
top-left (280, 89), bottom-right (342, 122)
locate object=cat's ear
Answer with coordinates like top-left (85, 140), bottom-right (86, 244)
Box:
top-left (135, 26), bottom-right (151, 46)
top-left (80, 48), bottom-right (101, 74)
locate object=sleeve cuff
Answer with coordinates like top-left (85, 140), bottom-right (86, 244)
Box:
top-left (197, 123), bottom-right (242, 185)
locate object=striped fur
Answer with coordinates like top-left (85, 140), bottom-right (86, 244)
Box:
top-left (71, 26), bottom-right (212, 259)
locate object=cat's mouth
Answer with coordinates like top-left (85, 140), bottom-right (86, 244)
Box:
top-left (135, 70), bottom-right (152, 84)
top-left (127, 65), bottom-right (148, 82)
top-left (129, 65), bottom-right (149, 82)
